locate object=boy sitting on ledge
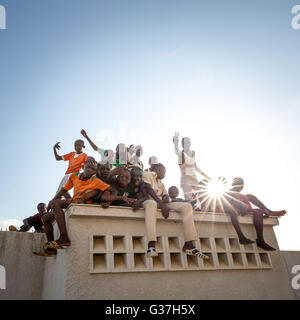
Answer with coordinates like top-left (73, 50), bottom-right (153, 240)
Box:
top-left (41, 158), bottom-right (111, 252)
top-left (222, 177), bottom-right (286, 251)
top-left (143, 163), bottom-right (208, 259)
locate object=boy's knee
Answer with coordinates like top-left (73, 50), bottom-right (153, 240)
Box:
top-left (42, 214), bottom-right (50, 224)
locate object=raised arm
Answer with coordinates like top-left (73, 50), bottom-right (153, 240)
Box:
top-left (172, 133), bottom-right (180, 155)
top-left (53, 142), bottom-right (63, 161)
top-left (81, 129), bottom-right (99, 152)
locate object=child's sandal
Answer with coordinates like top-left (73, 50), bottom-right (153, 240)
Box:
top-left (47, 241), bottom-right (71, 249)
top-left (146, 247), bottom-right (158, 257)
top-left (184, 248), bottom-right (209, 259)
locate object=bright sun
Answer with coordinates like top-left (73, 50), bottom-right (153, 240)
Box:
top-left (207, 179), bottom-right (227, 198)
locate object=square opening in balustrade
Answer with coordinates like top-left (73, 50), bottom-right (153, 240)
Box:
top-left (132, 236), bottom-right (145, 252)
top-left (156, 236), bottom-right (164, 253)
top-left (152, 253), bottom-right (165, 269)
top-left (215, 238), bottom-right (226, 251)
top-left (232, 253), bottom-right (244, 267)
top-left (168, 237), bottom-right (180, 252)
top-left (187, 255), bottom-right (199, 268)
top-left (229, 238), bottom-right (240, 252)
top-left (93, 236), bottom-right (106, 251)
top-left (113, 236), bottom-right (126, 252)
top-left (246, 253), bottom-right (257, 267)
top-left (93, 254), bottom-right (107, 272)
top-left (199, 238), bottom-right (211, 252)
top-left (134, 253), bottom-right (147, 270)
top-left (217, 253), bottom-right (229, 267)
top-left (170, 253), bottom-right (183, 269)
top-left (113, 253), bottom-right (127, 270)
top-left (243, 243), bottom-right (255, 252)
top-left (202, 253), bottom-right (214, 268)
top-left (259, 253), bottom-right (271, 268)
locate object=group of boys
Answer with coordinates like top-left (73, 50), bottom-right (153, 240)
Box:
top-left (17, 129), bottom-right (286, 257)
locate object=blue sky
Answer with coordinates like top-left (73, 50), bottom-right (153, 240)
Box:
top-left (0, 0), bottom-right (299, 250)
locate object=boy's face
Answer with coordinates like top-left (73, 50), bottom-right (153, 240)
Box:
top-left (116, 144), bottom-right (126, 158)
top-left (182, 137), bottom-right (191, 150)
top-left (131, 172), bottom-right (143, 186)
top-left (74, 140), bottom-right (84, 153)
top-left (98, 164), bottom-right (110, 179)
top-left (37, 203), bottom-right (46, 214)
top-left (154, 166), bottom-right (166, 180)
top-left (168, 186), bottom-right (179, 199)
top-left (118, 170), bottom-right (131, 187)
top-left (231, 179), bottom-right (244, 192)
top-left (135, 147), bottom-right (142, 157)
top-left (83, 163), bottom-right (96, 179)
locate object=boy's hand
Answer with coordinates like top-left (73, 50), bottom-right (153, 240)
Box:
top-left (81, 129), bottom-right (87, 137)
top-left (122, 196), bottom-right (136, 205)
top-left (173, 132), bottom-right (179, 144)
top-left (72, 198), bottom-right (85, 204)
top-left (160, 203), bottom-right (170, 219)
top-left (101, 202), bottom-right (110, 209)
top-left (54, 142), bottom-right (61, 150)
top-left (131, 200), bottom-right (141, 212)
top-left (162, 195), bottom-right (170, 204)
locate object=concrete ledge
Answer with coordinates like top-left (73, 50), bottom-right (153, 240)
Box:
top-left (67, 204), bottom-right (280, 226)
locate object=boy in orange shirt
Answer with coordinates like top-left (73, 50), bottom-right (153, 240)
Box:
top-left (53, 139), bottom-right (88, 197)
top-left (43, 159), bottom-right (110, 251)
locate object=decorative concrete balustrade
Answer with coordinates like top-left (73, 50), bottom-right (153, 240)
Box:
top-left (41, 204), bottom-right (294, 299)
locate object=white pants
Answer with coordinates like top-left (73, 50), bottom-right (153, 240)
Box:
top-left (142, 200), bottom-right (198, 242)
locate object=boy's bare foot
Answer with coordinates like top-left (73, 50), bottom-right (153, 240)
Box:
top-left (269, 210), bottom-right (286, 217)
top-left (256, 239), bottom-right (276, 251)
top-left (239, 237), bottom-right (255, 245)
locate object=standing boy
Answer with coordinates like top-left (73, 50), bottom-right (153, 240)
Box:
top-left (53, 139), bottom-right (88, 197)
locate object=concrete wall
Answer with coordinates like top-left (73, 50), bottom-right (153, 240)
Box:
top-left (0, 231), bottom-right (46, 300)
top-left (281, 251), bottom-right (300, 300)
top-left (0, 206), bottom-right (297, 300)
top-left (48, 204), bottom-right (295, 300)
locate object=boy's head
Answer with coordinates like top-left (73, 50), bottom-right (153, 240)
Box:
top-left (135, 145), bottom-right (143, 157)
top-left (128, 144), bottom-right (135, 154)
top-left (82, 160), bottom-right (97, 179)
top-left (117, 169), bottom-right (131, 187)
top-left (115, 144), bottom-right (127, 161)
top-left (104, 149), bottom-right (114, 159)
top-left (148, 156), bottom-right (158, 166)
top-left (231, 177), bottom-right (244, 192)
top-left (97, 163), bottom-right (111, 180)
top-left (152, 163), bottom-right (166, 180)
top-left (37, 203), bottom-right (46, 214)
top-left (130, 167), bottom-right (143, 186)
top-left (181, 137), bottom-right (191, 151)
top-left (168, 186), bottom-right (179, 199)
top-left (74, 139), bottom-right (85, 154)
